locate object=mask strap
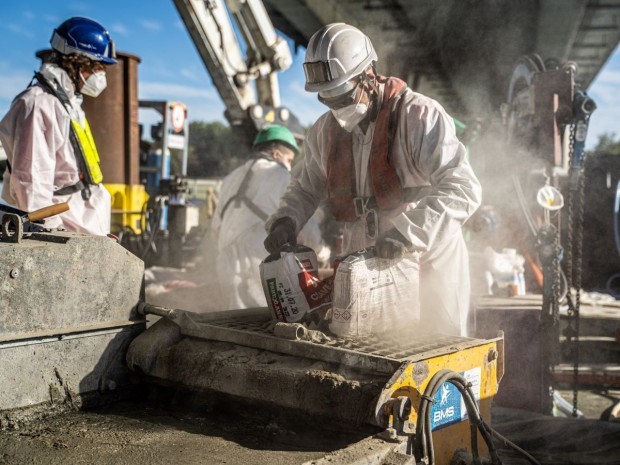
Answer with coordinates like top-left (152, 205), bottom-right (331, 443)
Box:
top-left (352, 80), bottom-right (364, 107)
top-left (362, 72), bottom-right (381, 122)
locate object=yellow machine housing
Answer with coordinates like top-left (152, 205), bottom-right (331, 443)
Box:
top-left (128, 306), bottom-right (504, 465)
top-left (375, 336), bottom-right (504, 464)
top-left (105, 183), bottom-right (149, 234)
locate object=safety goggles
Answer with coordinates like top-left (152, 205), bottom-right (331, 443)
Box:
top-left (303, 60), bottom-right (335, 85)
top-left (318, 81), bottom-right (361, 110)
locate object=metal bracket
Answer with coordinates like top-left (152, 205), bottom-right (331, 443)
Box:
top-left (1, 213), bottom-right (23, 243)
top-left (353, 196), bottom-right (379, 239)
top-left (378, 396), bottom-right (415, 441)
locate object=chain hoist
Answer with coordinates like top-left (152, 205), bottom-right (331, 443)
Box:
top-left (537, 221), bottom-right (562, 414)
top-left (563, 90), bottom-right (596, 417)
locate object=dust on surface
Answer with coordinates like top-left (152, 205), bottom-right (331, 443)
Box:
top-left (0, 393), bottom-right (376, 465)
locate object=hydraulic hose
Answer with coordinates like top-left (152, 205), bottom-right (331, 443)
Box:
top-left (553, 390), bottom-right (584, 418)
top-left (415, 369), bottom-right (499, 465)
top-left (607, 273), bottom-right (620, 298)
top-left (415, 369), bottom-right (542, 465)
top-left (488, 428), bottom-right (542, 465)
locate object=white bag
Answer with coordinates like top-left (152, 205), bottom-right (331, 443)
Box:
top-left (329, 249), bottom-right (420, 338)
top-left (260, 245), bottom-right (332, 322)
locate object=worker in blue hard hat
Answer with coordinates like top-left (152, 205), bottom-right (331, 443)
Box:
top-left (264, 23), bottom-right (482, 336)
top-left (0, 17), bottom-right (116, 235)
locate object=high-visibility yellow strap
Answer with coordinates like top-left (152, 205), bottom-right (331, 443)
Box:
top-left (71, 118), bottom-right (103, 184)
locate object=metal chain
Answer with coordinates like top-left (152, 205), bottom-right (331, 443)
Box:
top-left (565, 124), bottom-right (575, 294)
top-left (537, 222), bottom-right (562, 414)
top-left (565, 124), bottom-right (575, 302)
top-left (565, 121), bottom-right (584, 417)
top-left (572, 156), bottom-right (586, 417)
top-left (564, 123), bottom-right (576, 367)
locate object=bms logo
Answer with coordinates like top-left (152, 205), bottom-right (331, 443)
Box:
top-left (439, 384), bottom-right (451, 406)
top-left (430, 369), bottom-right (480, 430)
top-left (433, 406), bottom-right (455, 422)
top-left (431, 382), bottom-right (459, 426)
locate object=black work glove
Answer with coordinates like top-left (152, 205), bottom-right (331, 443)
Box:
top-left (264, 216), bottom-right (297, 254)
top-left (375, 228), bottom-right (412, 259)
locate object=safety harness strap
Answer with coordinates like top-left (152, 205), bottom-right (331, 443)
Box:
top-left (54, 180), bottom-right (87, 196)
top-left (219, 154), bottom-right (285, 222)
top-left (326, 77), bottom-right (408, 222)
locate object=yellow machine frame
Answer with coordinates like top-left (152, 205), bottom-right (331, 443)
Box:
top-left (376, 335), bottom-right (504, 464)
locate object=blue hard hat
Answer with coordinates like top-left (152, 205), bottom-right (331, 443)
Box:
top-left (50, 17), bottom-right (117, 64)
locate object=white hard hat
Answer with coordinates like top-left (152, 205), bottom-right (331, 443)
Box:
top-left (303, 23), bottom-right (377, 93)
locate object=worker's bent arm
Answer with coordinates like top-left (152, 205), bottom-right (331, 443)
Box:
top-left (390, 92), bottom-right (482, 253)
top-left (265, 122), bottom-right (328, 234)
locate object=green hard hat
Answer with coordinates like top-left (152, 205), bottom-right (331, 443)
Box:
top-left (253, 125), bottom-right (300, 155)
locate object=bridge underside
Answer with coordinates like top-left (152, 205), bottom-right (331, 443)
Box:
top-left (266, 0), bottom-right (620, 121)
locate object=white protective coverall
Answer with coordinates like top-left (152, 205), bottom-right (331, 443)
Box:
top-left (266, 85), bottom-right (482, 336)
top-left (0, 63), bottom-right (111, 235)
top-left (210, 153), bottom-right (324, 310)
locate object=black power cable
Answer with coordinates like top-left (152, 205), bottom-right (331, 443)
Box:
top-left (415, 369), bottom-right (541, 465)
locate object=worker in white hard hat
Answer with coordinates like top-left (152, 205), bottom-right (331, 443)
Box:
top-left (264, 23), bottom-right (482, 336)
top-left (0, 17), bottom-right (116, 235)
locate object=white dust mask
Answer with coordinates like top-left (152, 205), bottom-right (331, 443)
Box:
top-left (331, 102), bottom-right (368, 132)
top-left (80, 71), bottom-right (107, 98)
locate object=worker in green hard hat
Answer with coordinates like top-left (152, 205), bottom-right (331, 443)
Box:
top-left (251, 124), bottom-right (300, 170)
top-left (144, 125), bottom-right (329, 311)
top-left (205, 125), bottom-right (327, 309)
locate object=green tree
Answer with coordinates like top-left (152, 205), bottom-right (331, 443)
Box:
top-left (185, 121), bottom-right (311, 178)
top-left (592, 132), bottom-right (620, 155)
top-left (186, 121), bottom-right (251, 177)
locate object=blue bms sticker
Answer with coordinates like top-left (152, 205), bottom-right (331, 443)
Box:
top-left (430, 367), bottom-right (481, 431)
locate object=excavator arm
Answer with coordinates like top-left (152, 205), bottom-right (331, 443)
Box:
top-left (172, 0), bottom-right (301, 144)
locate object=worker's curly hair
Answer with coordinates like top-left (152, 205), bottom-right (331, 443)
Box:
top-left (46, 52), bottom-right (96, 83)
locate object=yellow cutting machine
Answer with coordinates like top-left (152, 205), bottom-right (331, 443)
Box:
top-left (128, 304), bottom-right (504, 465)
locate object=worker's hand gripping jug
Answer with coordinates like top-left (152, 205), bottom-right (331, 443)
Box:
top-left (260, 245), bottom-right (332, 323)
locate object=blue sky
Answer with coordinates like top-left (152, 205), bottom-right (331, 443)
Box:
top-left (0, 1), bottom-right (325, 133)
top-left (0, 1), bottom-right (618, 150)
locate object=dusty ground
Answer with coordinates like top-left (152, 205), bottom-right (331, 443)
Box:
top-left (0, 390), bottom-right (376, 465)
top-left (556, 389), bottom-right (620, 420)
top-left (1, 388), bottom-right (618, 465)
